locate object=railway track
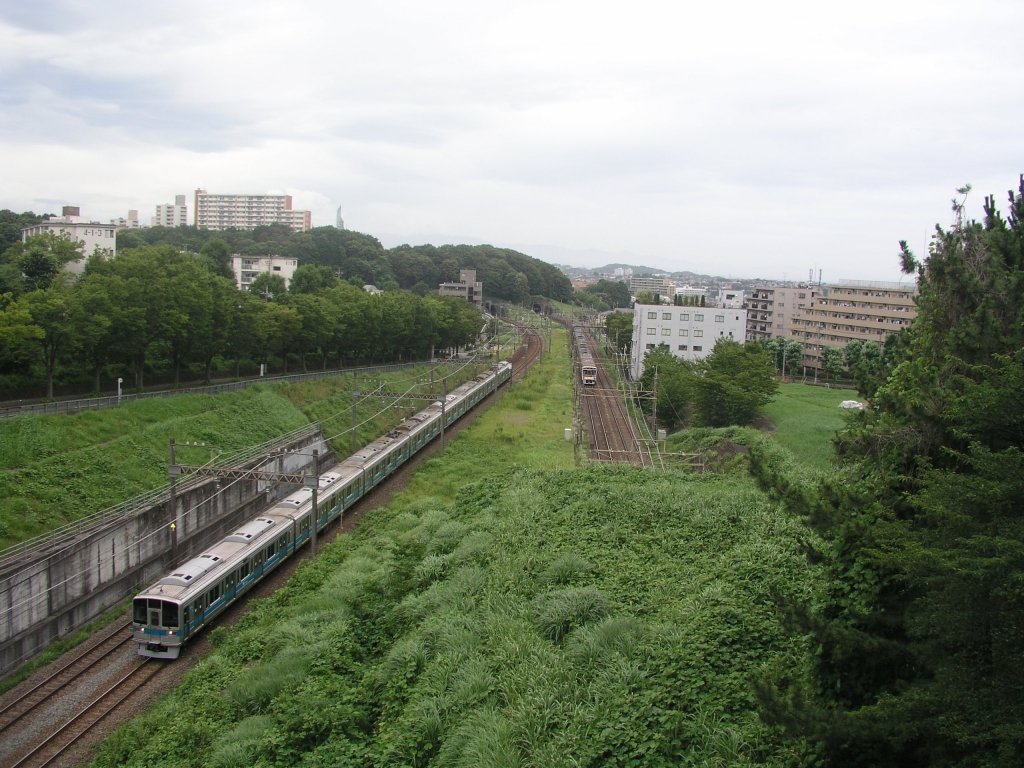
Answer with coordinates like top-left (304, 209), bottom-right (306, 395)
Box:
top-left (576, 330), bottom-right (650, 466)
top-left (0, 617), bottom-right (132, 736)
top-left (9, 660), bottom-right (161, 768)
top-left (507, 321), bottom-right (543, 381)
top-left (0, 329), bottom-right (545, 767)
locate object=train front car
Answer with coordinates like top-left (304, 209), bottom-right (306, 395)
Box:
top-left (581, 363), bottom-right (597, 386)
top-left (133, 591), bottom-right (184, 659)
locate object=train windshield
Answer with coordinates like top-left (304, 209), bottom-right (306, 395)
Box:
top-left (133, 597), bottom-right (180, 627)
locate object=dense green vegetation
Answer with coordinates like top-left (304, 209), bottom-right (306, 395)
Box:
top-left (0, 243), bottom-right (482, 396)
top-left (0, 363), bottom-right (477, 548)
top-left (761, 384), bottom-right (863, 471)
top-left (638, 339), bottom-right (778, 430)
top-left (754, 180), bottom-right (1024, 765)
top-left (114, 225), bottom-right (572, 305)
top-left (94, 331), bottom-right (828, 767)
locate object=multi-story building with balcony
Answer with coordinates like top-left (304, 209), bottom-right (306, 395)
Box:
top-left (155, 195), bottom-right (188, 227)
top-left (743, 285), bottom-right (820, 342)
top-left (438, 269), bottom-right (483, 306)
top-left (630, 303), bottom-right (746, 378)
top-left (628, 276), bottom-right (675, 301)
top-left (231, 255), bottom-right (299, 292)
top-left (789, 279), bottom-right (917, 369)
top-left (195, 190), bottom-right (312, 232)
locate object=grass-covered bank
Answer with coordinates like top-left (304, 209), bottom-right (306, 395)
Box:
top-left (95, 329), bottom-right (826, 767)
top-left (0, 364), bottom-right (478, 549)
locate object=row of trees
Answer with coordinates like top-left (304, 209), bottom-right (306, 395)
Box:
top-left (759, 181), bottom-right (1024, 765)
top-left (638, 339), bottom-right (778, 430)
top-left (0, 241), bottom-right (483, 397)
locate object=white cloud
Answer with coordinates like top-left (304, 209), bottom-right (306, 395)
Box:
top-left (1, 0), bottom-right (1023, 280)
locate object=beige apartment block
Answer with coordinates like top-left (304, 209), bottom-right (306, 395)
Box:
top-left (194, 190), bottom-right (312, 232)
top-left (744, 285), bottom-right (820, 342)
top-left (789, 279), bottom-right (917, 368)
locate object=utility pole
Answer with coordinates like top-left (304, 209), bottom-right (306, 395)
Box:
top-left (351, 371), bottom-right (358, 455)
top-left (169, 438), bottom-right (178, 564)
top-left (440, 377), bottom-right (447, 454)
top-left (652, 367), bottom-right (659, 434)
top-left (310, 449), bottom-right (319, 558)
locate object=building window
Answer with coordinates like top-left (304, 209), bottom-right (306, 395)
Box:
top-left (646, 327), bottom-right (656, 335)
top-left (715, 315), bottom-right (724, 322)
top-left (647, 312), bottom-right (657, 319)
top-left (694, 330), bottom-right (703, 337)
top-left (662, 328), bottom-right (671, 336)
top-left (693, 345), bottom-right (703, 352)
top-left (680, 313), bottom-right (689, 321)
top-left (663, 313), bottom-right (672, 320)
top-left (678, 329), bottom-right (688, 336)
top-left (646, 343), bottom-right (655, 349)
top-left (695, 314), bottom-right (704, 321)
top-left (678, 345), bottom-right (688, 351)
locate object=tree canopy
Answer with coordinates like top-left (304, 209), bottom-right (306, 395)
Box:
top-left (758, 179), bottom-right (1024, 766)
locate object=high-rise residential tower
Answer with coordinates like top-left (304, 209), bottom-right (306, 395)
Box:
top-left (193, 190), bottom-right (312, 231)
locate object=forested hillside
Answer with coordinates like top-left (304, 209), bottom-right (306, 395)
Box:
top-left (116, 225), bottom-right (573, 304)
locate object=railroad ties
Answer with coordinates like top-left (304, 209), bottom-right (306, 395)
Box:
top-left (574, 327), bottom-right (651, 466)
top-left (0, 615), bottom-right (166, 768)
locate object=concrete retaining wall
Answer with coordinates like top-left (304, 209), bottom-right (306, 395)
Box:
top-left (0, 431), bottom-right (331, 677)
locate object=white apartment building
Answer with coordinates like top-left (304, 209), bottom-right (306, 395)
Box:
top-left (630, 303), bottom-right (746, 378)
top-left (231, 255), bottom-right (299, 292)
top-left (21, 206), bottom-right (117, 275)
top-left (154, 195), bottom-right (188, 227)
top-left (195, 190), bottom-right (312, 232)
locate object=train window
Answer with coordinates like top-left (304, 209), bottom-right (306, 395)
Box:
top-left (300, 515), bottom-right (310, 532)
top-left (162, 601), bottom-right (180, 628)
top-left (210, 585), bottom-right (221, 603)
top-left (278, 534), bottom-right (287, 549)
top-left (133, 599), bottom-right (147, 623)
top-left (241, 561), bottom-right (250, 579)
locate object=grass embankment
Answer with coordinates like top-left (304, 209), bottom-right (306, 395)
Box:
top-left (0, 364), bottom-right (478, 549)
top-left (95, 329), bottom-right (826, 767)
top-left (760, 383), bottom-right (863, 470)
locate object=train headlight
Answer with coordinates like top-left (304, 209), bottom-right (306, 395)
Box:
top-left (167, 630), bottom-right (174, 635)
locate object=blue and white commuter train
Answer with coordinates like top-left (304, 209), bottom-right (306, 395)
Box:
top-left (132, 361), bottom-right (512, 658)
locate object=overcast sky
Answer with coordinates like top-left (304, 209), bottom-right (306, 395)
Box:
top-left (2, 0), bottom-right (1022, 281)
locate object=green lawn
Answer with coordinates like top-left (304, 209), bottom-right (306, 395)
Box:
top-left (761, 383), bottom-right (864, 470)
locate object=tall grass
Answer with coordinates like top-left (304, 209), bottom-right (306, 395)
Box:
top-left (94, 328), bottom-right (827, 767)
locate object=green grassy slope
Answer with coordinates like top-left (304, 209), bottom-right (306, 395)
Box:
top-left (95, 331), bottom-right (825, 767)
top-left (0, 364), bottom-right (479, 549)
top-left (0, 388), bottom-right (310, 548)
top-left (761, 383), bottom-right (863, 470)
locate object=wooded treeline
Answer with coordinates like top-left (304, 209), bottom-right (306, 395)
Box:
top-left (117, 224), bottom-right (573, 304)
top-left (757, 180), bottom-right (1024, 766)
top-left (0, 241), bottom-right (483, 398)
